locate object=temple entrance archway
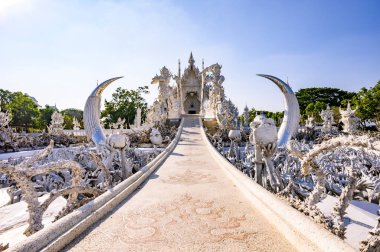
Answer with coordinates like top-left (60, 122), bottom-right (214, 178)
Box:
top-left (184, 92), bottom-right (200, 114)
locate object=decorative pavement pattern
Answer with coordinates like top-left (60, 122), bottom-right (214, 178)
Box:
top-left (64, 116), bottom-right (296, 251)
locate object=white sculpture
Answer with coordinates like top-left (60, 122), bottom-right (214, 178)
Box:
top-left (150, 128), bottom-right (163, 146)
top-left (110, 117), bottom-right (125, 130)
top-left (132, 107), bottom-right (142, 128)
top-left (106, 133), bottom-right (131, 179)
top-left (83, 77), bottom-right (134, 180)
top-left (243, 105), bottom-right (250, 127)
top-left (150, 127), bottom-right (163, 154)
top-left (167, 91), bottom-right (182, 119)
top-left (227, 129), bottom-right (241, 163)
top-left (106, 134), bottom-right (129, 149)
top-left (73, 117), bottom-right (81, 130)
top-left (305, 115), bottom-right (315, 128)
top-left (152, 66), bottom-right (172, 104)
top-left (146, 100), bottom-right (163, 126)
top-left (148, 53), bottom-right (227, 122)
top-left (205, 63), bottom-right (225, 119)
top-left (151, 66), bottom-right (181, 120)
top-left (249, 113), bottom-right (283, 191)
top-left (320, 104), bottom-right (334, 133)
top-left (0, 108), bottom-right (11, 128)
top-left (339, 102), bottom-right (360, 133)
top-left (47, 111), bottom-right (64, 135)
top-left (84, 77), bottom-right (123, 147)
top-left (0, 108), bottom-right (17, 151)
top-left (0, 141), bottom-right (101, 236)
top-left (257, 74), bottom-right (300, 147)
top-left (216, 100), bottom-right (235, 130)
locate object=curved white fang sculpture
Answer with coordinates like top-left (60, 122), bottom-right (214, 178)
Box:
top-left (84, 77), bottom-right (123, 146)
top-left (257, 74), bottom-right (300, 147)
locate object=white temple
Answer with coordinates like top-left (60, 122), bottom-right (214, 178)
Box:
top-left (150, 52), bottom-right (227, 123)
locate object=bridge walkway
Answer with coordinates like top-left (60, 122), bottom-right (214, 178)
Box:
top-left (65, 115), bottom-right (295, 251)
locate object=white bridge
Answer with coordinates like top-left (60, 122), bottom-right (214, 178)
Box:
top-left (7, 115), bottom-right (356, 252)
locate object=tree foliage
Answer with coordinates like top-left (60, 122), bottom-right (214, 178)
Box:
top-left (0, 89), bottom-right (13, 111)
top-left (296, 87), bottom-right (355, 114)
top-left (7, 92), bottom-right (40, 132)
top-left (101, 86), bottom-right (149, 128)
top-left (295, 87), bottom-right (356, 123)
top-left (350, 81), bottom-right (380, 121)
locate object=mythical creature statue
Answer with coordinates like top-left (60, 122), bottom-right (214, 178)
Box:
top-left (150, 66), bottom-right (181, 120)
top-left (339, 102), bottom-right (360, 133)
top-left (201, 63), bottom-right (226, 119)
top-left (320, 104), bottom-right (334, 133)
top-left (216, 99), bottom-right (237, 130)
top-left (146, 100), bottom-right (164, 126)
top-left (152, 66), bottom-right (172, 104)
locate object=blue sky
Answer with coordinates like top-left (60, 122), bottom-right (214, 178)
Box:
top-left (0, 0), bottom-right (379, 113)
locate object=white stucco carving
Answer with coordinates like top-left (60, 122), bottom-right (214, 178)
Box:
top-left (320, 104), bottom-right (334, 133)
top-left (110, 117), bottom-right (125, 130)
top-left (48, 111), bottom-right (64, 135)
top-left (305, 115), bottom-right (315, 128)
top-left (339, 102), bottom-right (360, 133)
top-left (257, 74), bottom-right (300, 147)
top-left (249, 113), bottom-right (283, 192)
top-left (148, 52), bottom-right (229, 127)
top-left (131, 107), bottom-right (142, 129)
top-left (72, 117), bottom-right (81, 130)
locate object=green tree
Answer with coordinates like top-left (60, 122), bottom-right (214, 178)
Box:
top-left (296, 87), bottom-right (356, 115)
top-left (305, 103), bottom-right (315, 116)
top-left (8, 92), bottom-right (40, 132)
top-left (351, 81), bottom-right (380, 121)
top-left (0, 89), bottom-right (13, 111)
top-left (101, 86), bottom-right (149, 128)
top-left (263, 111), bottom-right (284, 126)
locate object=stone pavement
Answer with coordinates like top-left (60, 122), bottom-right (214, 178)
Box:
top-left (64, 115), bottom-right (296, 252)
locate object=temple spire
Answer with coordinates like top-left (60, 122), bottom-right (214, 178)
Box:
top-left (188, 52), bottom-right (195, 67)
top-left (178, 59), bottom-right (181, 77)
